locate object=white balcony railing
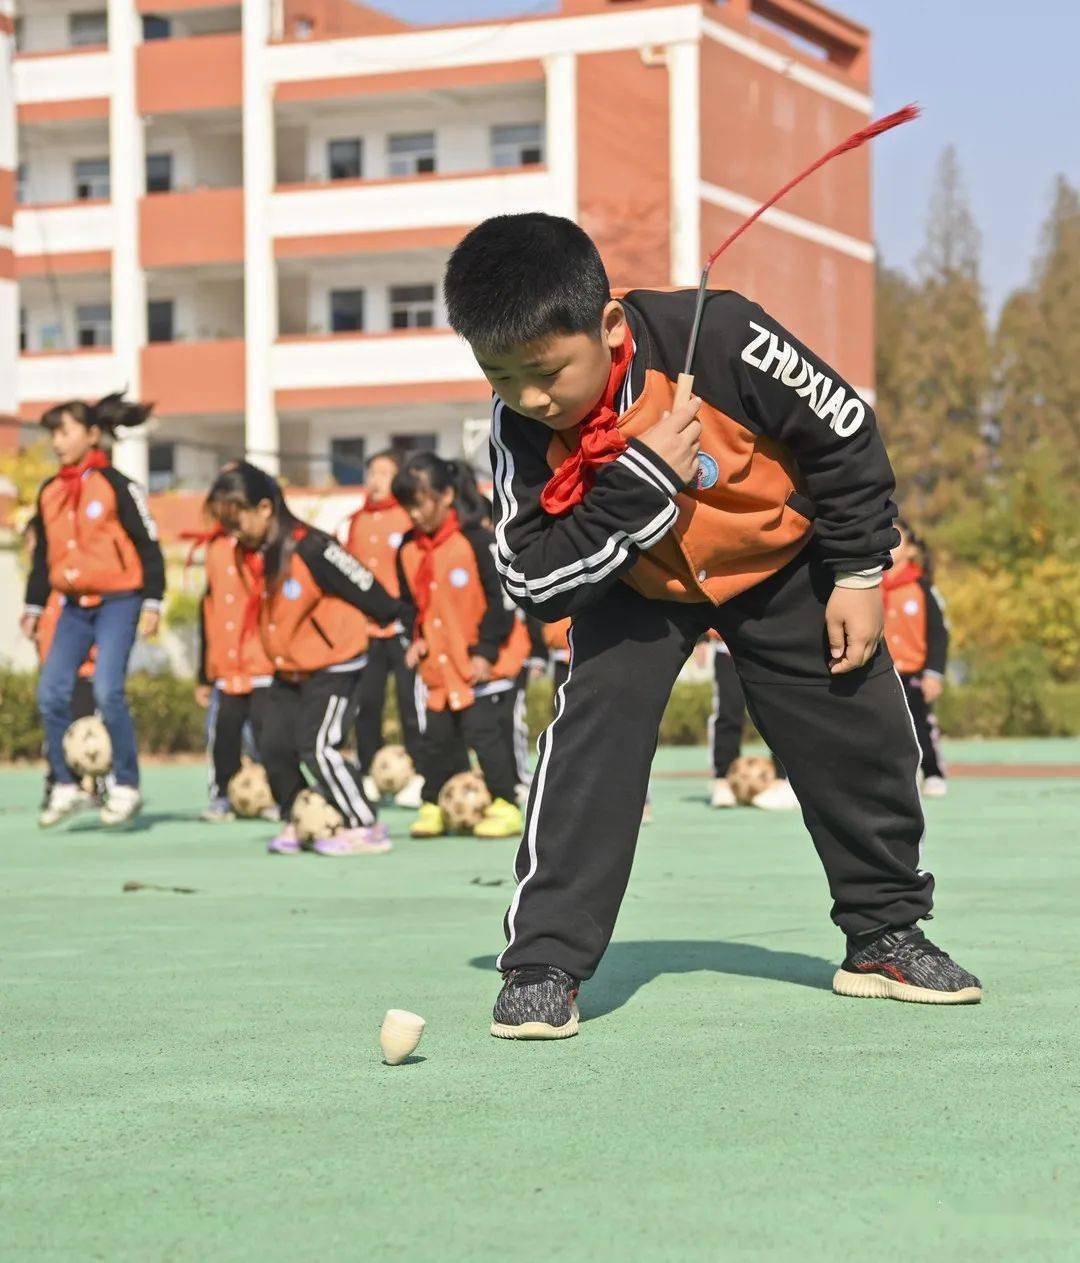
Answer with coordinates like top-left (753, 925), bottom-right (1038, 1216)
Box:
top-left (15, 202), bottom-right (115, 257)
top-left (270, 167), bottom-right (557, 240)
top-left (271, 331), bottom-right (479, 392)
top-left (14, 50), bottom-right (113, 105)
top-left (17, 352), bottom-right (122, 403)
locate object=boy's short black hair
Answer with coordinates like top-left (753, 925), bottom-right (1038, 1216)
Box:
top-left (444, 212), bottom-right (610, 353)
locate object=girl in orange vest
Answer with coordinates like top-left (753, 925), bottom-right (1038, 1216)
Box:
top-left (21, 393), bottom-right (164, 828)
top-left (392, 452), bottom-right (528, 840)
top-left (344, 449), bottom-right (425, 807)
top-left (205, 462), bottom-right (404, 855)
top-left (883, 518), bottom-right (949, 796)
top-left (192, 529), bottom-right (276, 822)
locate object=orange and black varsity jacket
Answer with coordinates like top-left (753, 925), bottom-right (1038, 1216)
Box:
top-left (25, 464), bottom-right (165, 614)
top-left (255, 527), bottom-right (402, 678)
top-left (344, 499), bottom-right (412, 640)
top-left (197, 535), bottom-right (275, 693)
top-left (489, 289), bottom-right (899, 620)
top-left (397, 521), bottom-right (528, 712)
top-left (882, 563), bottom-right (948, 677)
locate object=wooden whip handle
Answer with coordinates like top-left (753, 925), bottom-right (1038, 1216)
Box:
top-left (673, 372), bottom-right (696, 409)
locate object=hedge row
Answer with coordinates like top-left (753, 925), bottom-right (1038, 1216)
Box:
top-left (1, 669), bottom-right (1077, 763)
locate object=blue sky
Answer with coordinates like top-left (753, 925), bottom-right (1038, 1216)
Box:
top-left (370, 0), bottom-right (1079, 317)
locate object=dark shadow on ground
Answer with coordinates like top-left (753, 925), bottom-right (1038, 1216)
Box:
top-left (471, 938), bottom-right (835, 1020)
top-left (65, 811), bottom-right (202, 834)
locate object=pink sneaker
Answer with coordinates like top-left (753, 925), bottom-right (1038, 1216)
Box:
top-left (312, 823), bottom-right (393, 856)
top-left (267, 823), bottom-right (301, 855)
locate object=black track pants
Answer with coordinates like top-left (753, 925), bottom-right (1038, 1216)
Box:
top-left (899, 672), bottom-right (945, 780)
top-left (260, 671), bottom-right (376, 827)
top-left (420, 689), bottom-right (519, 805)
top-left (499, 548), bottom-right (933, 979)
top-left (710, 649), bottom-right (787, 779)
top-left (354, 635), bottom-right (424, 775)
top-left (207, 687), bottom-right (269, 800)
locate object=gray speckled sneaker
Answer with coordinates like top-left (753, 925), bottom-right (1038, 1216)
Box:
top-left (491, 965), bottom-right (579, 1040)
top-left (833, 926), bottom-right (982, 1004)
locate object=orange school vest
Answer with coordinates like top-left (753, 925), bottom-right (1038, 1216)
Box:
top-left (258, 551), bottom-right (371, 677)
top-left (203, 535), bottom-right (274, 694)
top-left (400, 530), bottom-right (528, 712)
top-left (545, 370), bottom-right (814, 606)
top-left (543, 617), bottom-right (571, 656)
top-left (39, 469), bottom-right (143, 602)
top-left (344, 501), bottom-right (412, 639)
top-left (883, 578), bottom-right (928, 674)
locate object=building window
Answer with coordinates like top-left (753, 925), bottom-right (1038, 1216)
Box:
top-left (16, 163), bottom-right (28, 204)
top-left (69, 11), bottom-right (108, 47)
top-left (389, 284), bottom-right (436, 330)
top-left (292, 16), bottom-right (314, 38)
top-left (387, 132), bottom-right (436, 177)
top-left (148, 443), bottom-right (175, 493)
top-left (330, 437), bottom-right (366, 486)
top-left (19, 309), bottom-right (27, 353)
top-left (329, 289), bottom-right (365, 333)
top-left (76, 303), bottom-right (112, 348)
top-left (491, 123), bottom-right (544, 168)
top-left (327, 139), bottom-right (362, 181)
top-left (141, 14), bottom-right (171, 40)
top-left (14, 17), bottom-right (24, 52)
top-left (147, 300), bottom-right (175, 343)
top-left (145, 152), bottom-right (173, 193)
top-left (391, 433), bottom-right (437, 464)
top-left (74, 158), bottom-right (110, 200)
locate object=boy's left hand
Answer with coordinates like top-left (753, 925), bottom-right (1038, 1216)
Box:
top-left (468, 655), bottom-right (494, 684)
top-left (139, 608), bottom-right (161, 639)
top-left (825, 586), bottom-right (883, 675)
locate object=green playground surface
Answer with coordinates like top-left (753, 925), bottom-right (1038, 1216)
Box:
top-left (2, 740), bottom-right (1079, 1261)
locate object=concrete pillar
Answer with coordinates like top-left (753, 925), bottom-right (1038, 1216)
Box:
top-left (107, 0), bottom-right (149, 483)
top-left (242, 0), bottom-right (279, 475)
top-left (667, 40), bottom-right (702, 286)
top-left (0, 3), bottom-right (18, 449)
top-left (544, 52), bottom-right (577, 222)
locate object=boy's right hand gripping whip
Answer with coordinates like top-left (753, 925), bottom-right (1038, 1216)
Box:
top-left (672, 104), bottom-right (920, 410)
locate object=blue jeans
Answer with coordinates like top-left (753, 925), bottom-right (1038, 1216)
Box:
top-left (37, 594), bottom-right (142, 788)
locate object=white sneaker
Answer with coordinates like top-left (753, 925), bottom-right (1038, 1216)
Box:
top-left (100, 784), bottom-right (143, 825)
top-left (751, 779), bottom-right (800, 811)
top-left (922, 776), bottom-right (948, 798)
top-left (393, 774), bottom-right (425, 810)
top-left (710, 777), bottom-right (737, 808)
top-left (363, 775), bottom-right (380, 803)
top-left (39, 782), bottom-right (94, 828)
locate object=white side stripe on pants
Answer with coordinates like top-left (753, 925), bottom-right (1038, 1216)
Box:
top-left (892, 668), bottom-right (928, 872)
top-left (315, 694), bottom-right (374, 827)
top-left (497, 627), bottom-right (576, 970)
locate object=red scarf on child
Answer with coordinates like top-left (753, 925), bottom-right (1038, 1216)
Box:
top-left (59, 448), bottom-right (109, 514)
top-left (883, 561), bottom-right (923, 591)
top-left (539, 328), bottom-right (634, 516)
top-left (411, 509), bottom-right (461, 633)
top-left (359, 496), bottom-right (399, 514)
top-left (180, 525), bottom-right (225, 570)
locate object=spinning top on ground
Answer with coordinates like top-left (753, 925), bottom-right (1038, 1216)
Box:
top-left (380, 1009), bottom-right (425, 1065)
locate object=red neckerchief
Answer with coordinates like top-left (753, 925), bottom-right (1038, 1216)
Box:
top-left (180, 525), bottom-right (225, 570)
top-left (239, 547), bottom-right (266, 641)
top-left (539, 327), bottom-right (634, 516)
top-left (360, 496), bottom-right (399, 514)
top-left (412, 509), bottom-right (461, 634)
top-left (883, 560), bottom-right (923, 591)
top-left (58, 448), bottom-right (109, 515)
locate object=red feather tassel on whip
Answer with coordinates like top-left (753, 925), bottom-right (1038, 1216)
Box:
top-left (673, 104), bottom-right (920, 407)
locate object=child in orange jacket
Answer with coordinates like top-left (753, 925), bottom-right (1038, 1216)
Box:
top-left (393, 452), bottom-right (528, 840)
top-left (883, 518), bottom-right (949, 796)
top-left (206, 462), bottom-right (404, 856)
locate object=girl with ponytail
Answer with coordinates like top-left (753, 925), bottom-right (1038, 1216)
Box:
top-left (392, 451), bottom-right (530, 840)
top-left (21, 392), bottom-right (164, 828)
top-left (205, 461), bottom-right (404, 855)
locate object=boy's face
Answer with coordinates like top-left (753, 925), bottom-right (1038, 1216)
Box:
top-left (474, 301), bottom-right (627, 432)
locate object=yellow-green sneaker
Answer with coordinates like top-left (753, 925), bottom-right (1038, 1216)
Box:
top-left (410, 802), bottom-right (447, 838)
top-left (473, 798), bottom-right (524, 840)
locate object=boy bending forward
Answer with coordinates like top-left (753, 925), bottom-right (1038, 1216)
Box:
top-left (444, 213), bottom-right (981, 1039)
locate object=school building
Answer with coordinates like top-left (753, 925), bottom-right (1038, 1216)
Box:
top-left (0, 0), bottom-right (875, 489)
